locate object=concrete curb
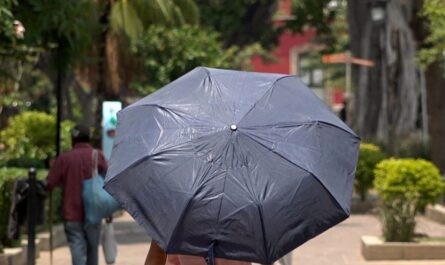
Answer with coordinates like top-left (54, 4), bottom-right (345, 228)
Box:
top-left (0, 239), bottom-right (41, 265)
top-left (0, 247), bottom-right (24, 265)
top-left (361, 235), bottom-right (445, 260)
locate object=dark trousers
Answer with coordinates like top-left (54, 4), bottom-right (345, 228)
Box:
top-left (64, 221), bottom-right (101, 265)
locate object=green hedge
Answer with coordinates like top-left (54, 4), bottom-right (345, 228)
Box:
top-left (355, 143), bottom-right (386, 201)
top-left (0, 167), bottom-right (63, 253)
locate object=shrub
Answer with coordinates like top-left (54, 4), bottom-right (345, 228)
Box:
top-left (0, 111), bottom-right (74, 164)
top-left (374, 158), bottom-right (445, 242)
top-left (355, 143), bottom-right (386, 201)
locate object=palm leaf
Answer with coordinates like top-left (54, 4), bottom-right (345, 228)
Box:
top-left (171, 0), bottom-right (199, 25)
top-left (133, 0), bottom-right (172, 26)
top-left (110, 0), bottom-right (144, 41)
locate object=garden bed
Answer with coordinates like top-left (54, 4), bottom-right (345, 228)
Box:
top-left (361, 235), bottom-right (445, 260)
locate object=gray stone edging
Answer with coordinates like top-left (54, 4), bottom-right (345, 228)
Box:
top-left (0, 246), bottom-right (24, 265)
top-left (425, 204), bottom-right (445, 225)
top-left (0, 239), bottom-right (41, 265)
top-left (361, 235), bottom-right (445, 260)
top-left (37, 223), bottom-right (67, 251)
top-left (21, 239), bottom-right (41, 259)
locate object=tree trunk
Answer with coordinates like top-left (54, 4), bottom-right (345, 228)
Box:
top-left (72, 77), bottom-right (94, 127)
top-left (425, 62), bottom-right (445, 173)
top-left (347, 0), bottom-right (420, 142)
top-left (95, 0), bottom-right (114, 147)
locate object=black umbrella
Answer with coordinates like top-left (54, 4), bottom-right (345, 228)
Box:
top-left (104, 67), bottom-right (360, 264)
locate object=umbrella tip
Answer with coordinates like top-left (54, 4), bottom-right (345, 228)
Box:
top-left (230, 124), bottom-right (237, 131)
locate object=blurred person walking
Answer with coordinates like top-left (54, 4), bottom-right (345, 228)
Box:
top-left (47, 124), bottom-right (108, 265)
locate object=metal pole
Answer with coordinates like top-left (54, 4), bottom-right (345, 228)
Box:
top-left (345, 51), bottom-right (352, 99)
top-left (27, 167), bottom-right (36, 265)
top-left (56, 70), bottom-right (62, 157)
top-left (50, 68), bottom-right (63, 265)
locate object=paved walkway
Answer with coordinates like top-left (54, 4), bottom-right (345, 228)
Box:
top-left (37, 213), bottom-right (445, 265)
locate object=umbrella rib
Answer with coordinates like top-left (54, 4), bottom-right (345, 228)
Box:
top-left (107, 129), bottom-right (229, 181)
top-left (125, 102), bottom-right (227, 130)
top-left (240, 132), bottom-right (345, 215)
top-left (242, 120), bottom-right (359, 139)
top-left (164, 194), bottom-right (196, 253)
top-left (237, 75), bottom-right (294, 124)
top-left (257, 204), bottom-right (270, 264)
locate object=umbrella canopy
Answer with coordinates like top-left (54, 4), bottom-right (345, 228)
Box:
top-left (104, 67), bottom-right (360, 264)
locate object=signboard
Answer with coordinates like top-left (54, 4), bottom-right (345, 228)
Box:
top-left (322, 53), bottom-right (348, 64)
top-left (322, 53), bottom-right (375, 67)
top-left (102, 101), bottom-right (122, 160)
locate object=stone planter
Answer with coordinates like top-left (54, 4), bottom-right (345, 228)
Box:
top-left (21, 239), bottom-right (41, 259)
top-left (425, 204), bottom-right (445, 225)
top-left (37, 224), bottom-right (66, 251)
top-left (0, 247), bottom-right (25, 265)
top-left (0, 239), bottom-right (41, 265)
top-left (361, 235), bottom-right (445, 260)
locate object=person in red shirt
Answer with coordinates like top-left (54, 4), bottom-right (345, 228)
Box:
top-left (48, 124), bottom-right (108, 265)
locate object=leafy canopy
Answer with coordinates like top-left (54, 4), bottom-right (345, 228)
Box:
top-left (195, 0), bottom-right (280, 48)
top-left (418, 0), bottom-right (445, 68)
top-left (15, 0), bottom-right (99, 69)
top-left (131, 25), bottom-right (266, 95)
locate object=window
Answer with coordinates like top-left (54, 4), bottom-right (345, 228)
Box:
top-left (298, 53), bottom-right (323, 88)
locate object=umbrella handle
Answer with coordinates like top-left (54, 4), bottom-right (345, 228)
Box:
top-left (205, 242), bottom-right (215, 265)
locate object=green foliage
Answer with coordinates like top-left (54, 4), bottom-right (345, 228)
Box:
top-left (317, 0), bottom-right (349, 90)
top-left (1, 67), bottom-right (53, 122)
top-left (111, 0), bottom-right (199, 41)
top-left (0, 174), bottom-right (18, 252)
top-left (131, 25), bottom-right (267, 94)
top-left (0, 112), bottom-right (74, 163)
top-left (15, 0), bottom-right (99, 69)
top-left (374, 158), bottom-right (445, 242)
top-left (0, 0), bottom-right (16, 42)
top-left (355, 143), bottom-right (386, 201)
top-left (288, 0), bottom-right (337, 35)
top-left (0, 0), bottom-right (41, 86)
top-left (417, 0), bottom-right (445, 68)
top-left (374, 158), bottom-right (445, 209)
top-left (195, 0), bottom-right (280, 48)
